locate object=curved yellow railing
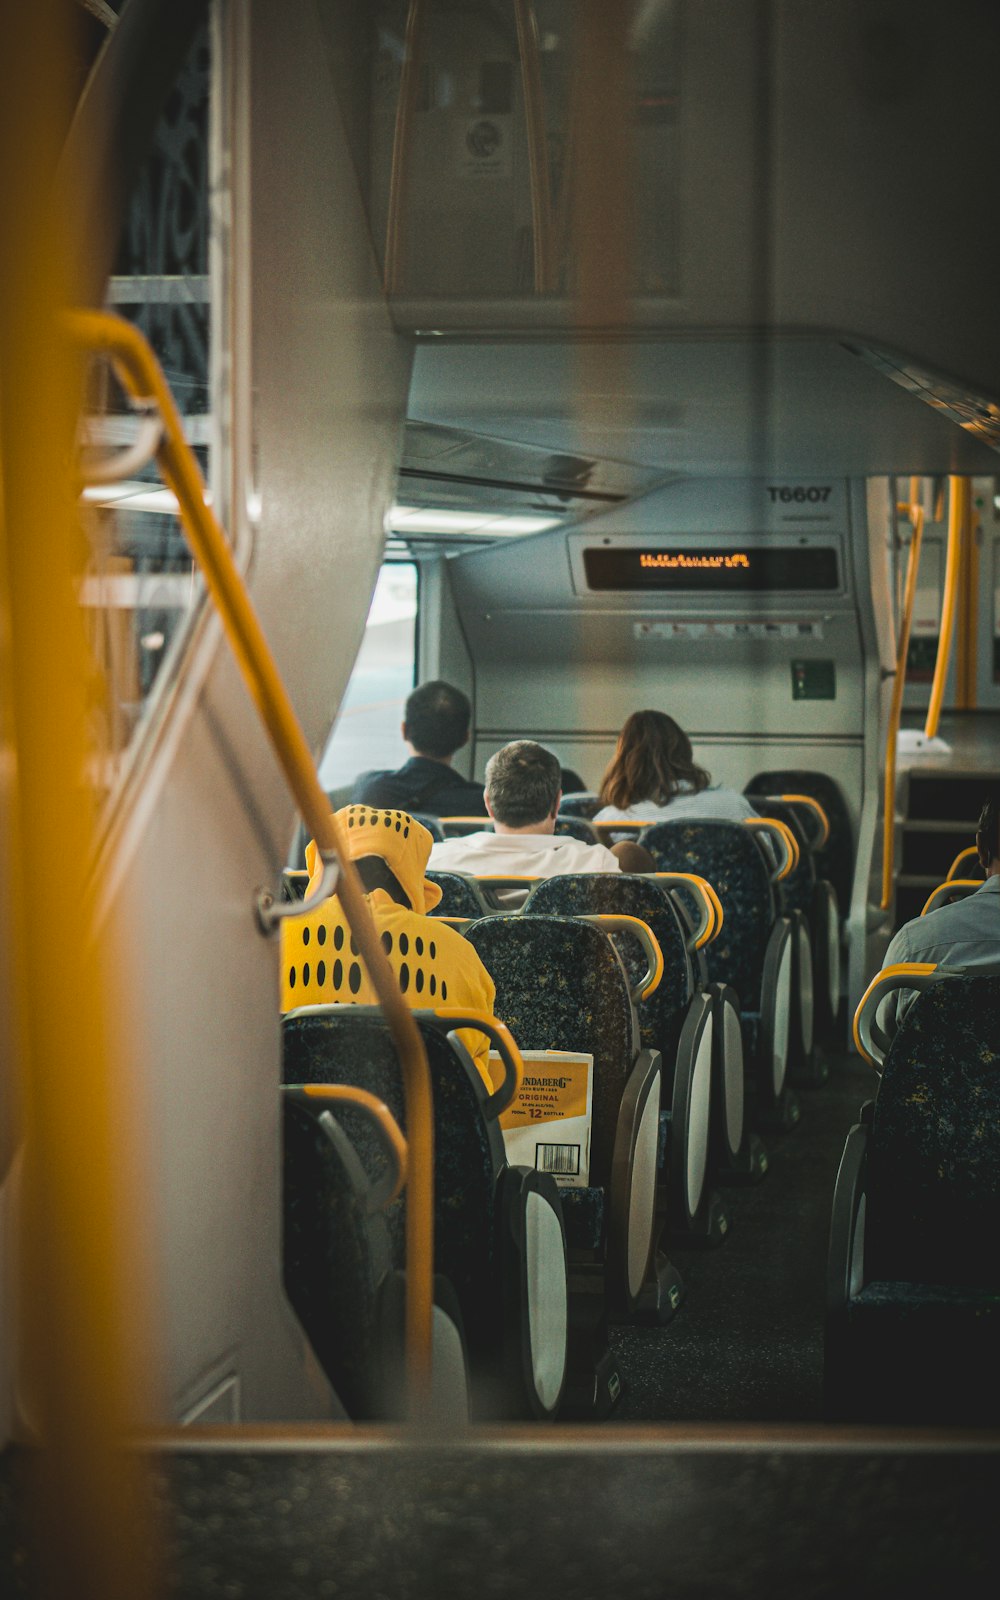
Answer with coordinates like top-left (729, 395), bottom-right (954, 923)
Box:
top-left (745, 816), bottom-right (798, 879)
top-left (881, 482), bottom-right (925, 910)
top-left (65, 311), bottom-right (437, 1412)
top-left (852, 961), bottom-right (938, 1065)
top-left (920, 879), bottom-right (981, 917)
top-left (947, 845), bottom-right (981, 881)
top-left (298, 1084), bottom-right (409, 1205)
top-left (925, 475), bottom-right (968, 739)
top-left (779, 793), bottom-right (831, 849)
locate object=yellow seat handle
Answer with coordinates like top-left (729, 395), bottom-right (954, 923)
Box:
top-left (745, 817), bottom-right (798, 880)
top-left (283, 1084), bottom-right (408, 1210)
top-left (777, 793), bottom-right (831, 849)
top-left (852, 962), bottom-right (940, 1066)
top-left (650, 872), bottom-right (724, 949)
top-left (424, 1008), bottom-right (525, 1117)
top-left (579, 913), bottom-right (664, 1002)
top-left (920, 879), bottom-right (982, 917)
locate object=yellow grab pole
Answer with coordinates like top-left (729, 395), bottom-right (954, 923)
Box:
top-left (64, 311), bottom-right (436, 1414)
top-left (924, 475), bottom-right (968, 740)
top-left (881, 494), bottom-right (925, 910)
top-left (1, 6), bottom-right (160, 1596)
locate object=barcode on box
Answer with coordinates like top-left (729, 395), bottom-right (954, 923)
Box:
top-left (536, 1143), bottom-right (580, 1176)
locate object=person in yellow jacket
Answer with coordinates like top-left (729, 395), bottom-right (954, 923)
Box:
top-left (280, 805), bottom-right (497, 1087)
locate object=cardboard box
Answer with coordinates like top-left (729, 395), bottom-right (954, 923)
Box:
top-left (490, 1049), bottom-right (593, 1188)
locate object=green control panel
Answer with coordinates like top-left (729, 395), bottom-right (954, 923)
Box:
top-left (791, 659), bottom-right (836, 699)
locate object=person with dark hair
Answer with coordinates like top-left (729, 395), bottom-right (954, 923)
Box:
top-left (428, 740), bottom-right (653, 884)
top-left (877, 789), bottom-right (1000, 1037)
top-left (594, 709), bottom-right (757, 824)
top-left (350, 679), bottom-right (488, 817)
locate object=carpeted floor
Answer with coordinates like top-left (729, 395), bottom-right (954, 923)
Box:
top-left (611, 1045), bottom-right (873, 1421)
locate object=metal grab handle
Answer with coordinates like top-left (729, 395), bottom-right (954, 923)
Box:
top-left (920, 879), bottom-right (981, 917)
top-left (283, 1083), bottom-right (408, 1212)
top-left (257, 852), bottom-right (339, 934)
top-left (64, 311), bottom-right (437, 1415)
top-left (852, 962), bottom-right (942, 1066)
top-left (649, 871), bottom-right (723, 950)
top-left (745, 817), bottom-right (797, 880)
top-left (424, 1007), bottom-right (525, 1118)
top-left (776, 793), bottom-right (831, 850)
top-left (579, 913), bottom-right (664, 1002)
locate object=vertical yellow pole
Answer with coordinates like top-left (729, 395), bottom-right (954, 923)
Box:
top-left (881, 495), bottom-right (925, 910)
top-left (0, 5), bottom-right (160, 1596)
top-left (955, 488), bottom-right (978, 709)
top-left (924, 476), bottom-right (968, 739)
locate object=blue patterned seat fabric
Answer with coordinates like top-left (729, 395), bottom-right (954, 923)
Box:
top-left (425, 869), bottom-right (488, 919)
top-left (466, 915), bottom-right (639, 1187)
top-left (283, 1009), bottom-right (499, 1347)
top-left (640, 819), bottom-right (773, 1016)
top-left (558, 794), bottom-right (601, 821)
top-left (523, 874), bottom-right (693, 1072)
top-left (865, 974), bottom-right (1000, 1290)
top-left (554, 816), bottom-right (600, 844)
top-left (746, 768), bottom-right (852, 917)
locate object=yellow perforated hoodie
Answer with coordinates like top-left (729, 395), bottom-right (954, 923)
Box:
top-left (281, 805), bottom-right (496, 1083)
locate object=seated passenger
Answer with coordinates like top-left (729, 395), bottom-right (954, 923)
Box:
top-left (428, 740), bottom-right (654, 884)
top-left (593, 710), bottom-right (758, 824)
top-left (877, 790), bottom-right (1000, 1036)
top-left (350, 680), bottom-right (488, 817)
top-left (299, 805), bottom-right (497, 1085)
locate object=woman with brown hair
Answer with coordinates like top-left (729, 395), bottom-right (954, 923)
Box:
top-left (594, 709), bottom-right (758, 823)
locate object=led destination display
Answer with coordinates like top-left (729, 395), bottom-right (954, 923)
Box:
top-left (583, 545), bottom-right (840, 592)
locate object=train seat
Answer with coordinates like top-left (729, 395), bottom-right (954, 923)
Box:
top-left (746, 769), bottom-right (853, 919)
top-left (641, 819), bottom-right (798, 1131)
top-left (410, 812), bottom-right (445, 842)
top-left (282, 1086), bottom-right (469, 1422)
top-left (745, 794), bottom-right (834, 1070)
top-left (827, 971), bottom-right (1000, 1423)
top-left (522, 872), bottom-right (736, 1240)
top-left (465, 912), bottom-right (679, 1374)
top-left (558, 793), bottom-right (602, 820)
top-left (426, 869), bottom-right (492, 919)
top-left (746, 792), bottom-right (841, 1043)
top-left (554, 816), bottom-right (601, 844)
top-left (283, 1006), bottom-right (569, 1421)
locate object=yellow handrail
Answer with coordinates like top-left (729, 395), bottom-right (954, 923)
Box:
top-left (65, 310), bottom-right (437, 1413)
top-left (881, 484), bottom-right (925, 909)
top-left (5, 13), bottom-right (160, 1590)
top-left (924, 475), bottom-right (968, 739)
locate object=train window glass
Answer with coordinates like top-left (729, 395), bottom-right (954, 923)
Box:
top-left (77, 19), bottom-right (216, 810)
top-left (319, 563), bottom-right (419, 790)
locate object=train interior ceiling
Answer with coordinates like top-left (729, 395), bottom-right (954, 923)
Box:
top-left (3, 1), bottom-right (1000, 1595)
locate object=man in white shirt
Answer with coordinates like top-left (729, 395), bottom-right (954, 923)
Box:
top-left (877, 792), bottom-right (1000, 1038)
top-left (428, 740), bottom-right (653, 888)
